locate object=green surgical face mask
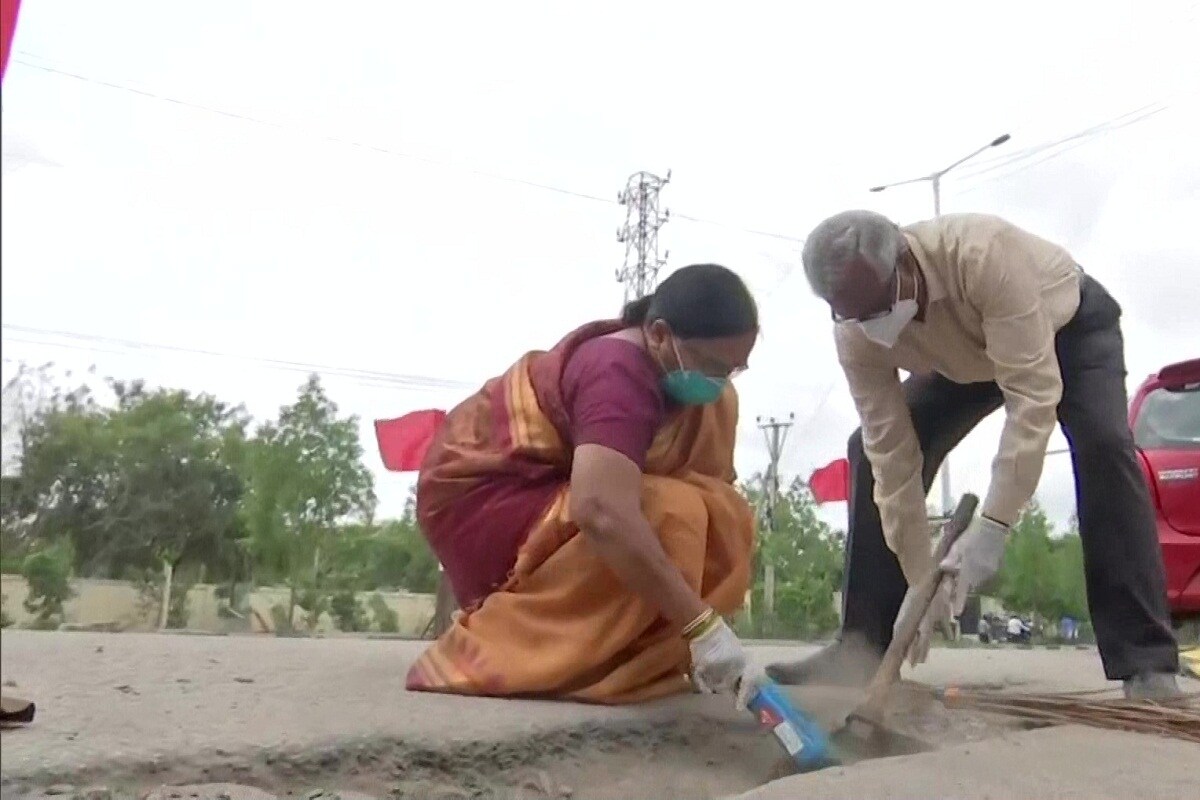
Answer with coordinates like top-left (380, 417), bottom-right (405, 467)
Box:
top-left (661, 338), bottom-right (726, 405)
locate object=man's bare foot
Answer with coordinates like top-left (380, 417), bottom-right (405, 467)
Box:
top-left (765, 634), bottom-right (882, 687)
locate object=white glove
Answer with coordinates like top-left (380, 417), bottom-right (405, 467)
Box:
top-left (940, 515), bottom-right (1009, 616)
top-left (688, 616), bottom-right (748, 696)
top-left (894, 578), bottom-right (955, 667)
top-left (734, 662), bottom-right (768, 710)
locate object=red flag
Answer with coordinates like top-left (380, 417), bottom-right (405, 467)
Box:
top-left (1, 0), bottom-right (21, 83)
top-left (809, 458), bottom-right (849, 504)
top-left (375, 410), bottom-right (447, 472)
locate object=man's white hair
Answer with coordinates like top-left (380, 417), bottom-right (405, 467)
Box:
top-left (801, 210), bottom-right (904, 300)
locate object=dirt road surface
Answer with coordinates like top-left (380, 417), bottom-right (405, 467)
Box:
top-left (2, 631), bottom-right (1196, 799)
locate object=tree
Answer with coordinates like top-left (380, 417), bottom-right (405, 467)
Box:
top-left (1048, 517), bottom-right (1089, 622)
top-left (4, 376), bottom-right (109, 570)
top-left (742, 476), bottom-right (844, 639)
top-left (996, 499), bottom-right (1056, 618)
top-left (2, 361), bottom-right (64, 477)
top-left (8, 374), bottom-right (250, 622)
top-left (319, 490), bottom-right (441, 633)
top-left (240, 375), bottom-right (377, 625)
top-left (102, 381), bottom-right (249, 626)
top-left (21, 539), bottom-right (75, 627)
top-left (995, 501), bottom-right (1089, 627)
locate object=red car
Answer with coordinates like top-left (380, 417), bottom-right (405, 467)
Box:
top-left (1129, 358), bottom-right (1200, 621)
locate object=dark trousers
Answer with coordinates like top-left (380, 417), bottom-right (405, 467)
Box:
top-left (839, 274), bottom-right (1178, 680)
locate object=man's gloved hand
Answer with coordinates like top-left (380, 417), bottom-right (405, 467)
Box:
top-left (894, 579), bottom-right (955, 667)
top-left (940, 515), bottom-right (1009, 616)
top-left (687, 612), bottom-right (748, 695)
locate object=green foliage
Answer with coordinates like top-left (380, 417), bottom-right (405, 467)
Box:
top-left (21, 540), bottom-right (75, 623)
top-left (996, 502), bottom-right (1089, 625)
top-left (240, 375), bottom-right (376, 580)
top-left (369, 593), bottom-right (400, 633)
top-left (318, 498), bottom-right (438, 632)
top-left (1, 475), bottom-right (34, 573)
top-left (294, 579), bottom-right (332, 632)
top-left (9, 377), bottom-right (249, 582)
top-left (330, 590), bottom-right (370, 632)
top-left (317, 490), bottom-right (438, 594)
top-left (1, 363), bottom-right (443, 635)
top-left (738, 476), bottom-right (844, 639)
top-left (238, 375), bottom-right (377, 624)
top-left (373, 512), bottom-right (440, 594)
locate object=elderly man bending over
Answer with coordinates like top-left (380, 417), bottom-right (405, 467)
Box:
top-left (768, 210), bottom-right (1180, 700)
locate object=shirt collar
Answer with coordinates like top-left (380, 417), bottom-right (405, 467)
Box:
top-left (904, 231), bottom-right (945, 303)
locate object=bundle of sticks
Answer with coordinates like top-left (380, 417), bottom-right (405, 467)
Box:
top-left (934, 686), bottom-right (1200, 745)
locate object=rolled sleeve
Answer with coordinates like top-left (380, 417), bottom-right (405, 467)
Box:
top-left (964, 240), bottom-right (1063, 525)
top-left (836, 329), bottom-right (933, 584)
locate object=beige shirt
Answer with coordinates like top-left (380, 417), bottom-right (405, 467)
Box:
top-left (835, 213), bottom-right (1081, 582)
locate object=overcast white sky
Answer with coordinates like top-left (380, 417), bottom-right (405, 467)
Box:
top-left (2, 0), bottom-right (1198, 532)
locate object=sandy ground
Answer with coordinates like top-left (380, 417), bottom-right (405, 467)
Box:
top-left (1, 631), bottom-right (1196, 799)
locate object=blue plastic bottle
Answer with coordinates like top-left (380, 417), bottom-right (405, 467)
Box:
top-left (745, 679), bottom-right (835, 772)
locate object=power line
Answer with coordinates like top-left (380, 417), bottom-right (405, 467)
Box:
top-left (10, 54), bottom-right (806, 245)
top-left (0, 324), bottom-right (475, 393)
top-left (673, 211), bottom-right (806, 244)
top-left (0, 334), bottom-right (468, 398)
top-left (949, 107), bottom-right (1175, 197)
top-left (947, 103), bottom-right (1164, 181)
top-left (960, 105), bottom-right (1166, 178)
top-left (947, 96), bottom-right (1194, 195)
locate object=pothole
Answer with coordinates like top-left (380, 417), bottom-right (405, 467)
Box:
top-left (2, 688), bottom-right (1044, 800)
top-left (2, 718), bottom-right (786, 800)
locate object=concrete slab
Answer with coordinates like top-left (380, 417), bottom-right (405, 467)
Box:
top-left (726, 725), bottom-right (1200, 800)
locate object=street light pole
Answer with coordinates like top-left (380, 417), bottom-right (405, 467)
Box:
top-left (869, 133), bottom-right (1011, 515)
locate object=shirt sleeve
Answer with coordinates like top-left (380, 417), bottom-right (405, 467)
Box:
top-left (835, 328), bottom-right (934, 584)
top-left (561, 340), bottom-right (664, 470)
top-left (961, 228), bottom-right (1064, 526)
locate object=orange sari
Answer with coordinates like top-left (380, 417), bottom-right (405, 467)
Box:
top-left (406, 321), bottom-right (755, 704)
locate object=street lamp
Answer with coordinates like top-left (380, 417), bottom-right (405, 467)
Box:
top-left (869, 133), bottom-right (1011, 516)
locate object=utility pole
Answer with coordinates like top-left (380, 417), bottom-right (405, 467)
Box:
top-left (616, 170), bottom-right (671, 302)
top-left (869, 133), bottom-right (1011, 515)
top-left (757, 413), bottom-right (795, 629)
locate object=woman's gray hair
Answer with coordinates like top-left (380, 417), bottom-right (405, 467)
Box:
top-left (801, 210), bottom-right (904, 300)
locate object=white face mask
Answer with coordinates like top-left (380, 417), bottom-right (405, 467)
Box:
top-left (858, 297), bottom-right (917, 348)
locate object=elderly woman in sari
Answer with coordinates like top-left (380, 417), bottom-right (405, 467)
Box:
top-left (406, 263), bottom-right (761, 704)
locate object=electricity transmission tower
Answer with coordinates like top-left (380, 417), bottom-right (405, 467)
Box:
top-left (757, 413), bottom-right (795, 628)
top-left (615, 170), bottom-right (671, 302)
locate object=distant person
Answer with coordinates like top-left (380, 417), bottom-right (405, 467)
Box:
top-left (1061, 615), bottom-right (1077, 642)
top-left (406, 264), bottom-right (762, 704)
top-left (1007, 616), bottom-right (1026, 644)
top-left (767, 211), bottom-right (1180, 700)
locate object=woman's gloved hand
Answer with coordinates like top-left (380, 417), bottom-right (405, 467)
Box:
top-left (686, 609), bottom-right (748, 695)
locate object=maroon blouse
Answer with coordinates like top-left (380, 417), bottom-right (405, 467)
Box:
top-left (560, 336), bottom-right (668, 468)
